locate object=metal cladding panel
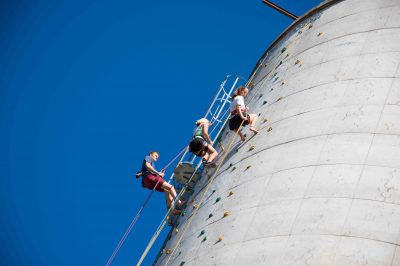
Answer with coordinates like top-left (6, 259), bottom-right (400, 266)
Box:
top-left (155, 0), bottom-right (400, 265)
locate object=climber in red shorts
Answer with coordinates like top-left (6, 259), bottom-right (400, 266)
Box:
top-left (137, 151), bottom-right (183, 215)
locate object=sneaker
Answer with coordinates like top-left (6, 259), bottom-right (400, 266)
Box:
top-left (203, 161), bottom-right (217, 168)
top-left (135, 171), bottom-right (142, 179)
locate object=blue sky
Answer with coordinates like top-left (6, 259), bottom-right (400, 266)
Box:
top-left (0, 1), bottom-right (323, 265)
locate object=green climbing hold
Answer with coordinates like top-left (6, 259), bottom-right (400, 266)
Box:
top-left (212, 189), bottom-right (216, 193)
top-left (281, 47), bottom-right (286, 53)
top-left (209, 213), bottom-right (213, 218)
top-left (216, 197), bottom-right (221, 203)
top-left (200, 230), bottom-right (205, 235)
top-left (202, 236), bottom-right (207, 242)
top-left (180, 262), bottom-right (185, 266)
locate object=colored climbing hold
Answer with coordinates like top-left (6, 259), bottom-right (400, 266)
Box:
top-left (258, 94), bottom-right (263, 99)
top-left (274, 77), bottom-right (279, 82)
top-left (223, 211), bottom-right (230, 218)
top-left (281, 47), bottom-right (286, 53)
top-left (216, 197), bottom-right (221, 203)
top-left (249, 82), bottom-right (255, 89)
top-left (212, 189), bottom-right (216, 193)
top-left (228, 191), bottom-right (234, 197)
top-left (295, 59), bottom-right (300, 65)
top-left (202, 236), bottom-right (207, 242)
top-left (281, 81), bottom-right (285, 85)
top-left (267, 126), bottom-right (273, 132)
top-left (174, 228), bottom-right (179, 234)
top-left (258, 113), bottom-right (261, 117)
top-left (166, 248), bottom-right (171, 254)
top-left (285, 53), bottom-right (290, 58)
top-left (249, 145), bottom-right (255, 151)
top-left (209, 213), bottom-right (213, 218)
top-left (277, 97), bottom-right (283, 102)
top-left (272, 72), bottom-right (278, 78)
top-left (318, 32), bottom-right (323, 36)
top-left (263, 101), bottom-right (267, 105)
top-left (298, 30), bottom-right (303, 34)
top-left (263, 118), bottom-right (268, 123)
top-left (246, 165), bottom-right (251, 170)
top-left (270, 88), bottom-right (274, 92)
top-left (218, 236), bottom-right (224, 242)
top-left (231, 166), bottom-right (236, 171)
top-left (193, 203), bottom-right (199, 209)
top-left (180, 262), bottom-right (185, 266)
top-left (200, 230), bottom-right (205, 235)
top-left (308, 24), bottom-right (313, 29)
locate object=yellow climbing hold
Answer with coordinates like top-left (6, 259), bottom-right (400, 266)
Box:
top-left (218, 236), bottom-right (224, 242)
top-left (249, 145), bottom-right (255, 151)
top-left (249, 82), bottom-right (255, 89)
top-left (166, 248), bottom-right (171, 254)
top-left (318, 32), bottom-right (323, 36)
top-left (246, 165), bottom-right (251, 170)
top-left (174, 228), bottom-right (179, 234)
top-left (223, 211), bottom-right (230, 218)
top-left (308, 24), bottom-right (313, 29)
top-left (267, 126), bottom-right (273, 132)
top-left (193, 203), bottom-right (199, 209)
top-left (295, 59), bottom-right (300, 65)
top-left (228, 191), bottom-right (234, 197)
top-left (263, 118), bottom-right (268, 123)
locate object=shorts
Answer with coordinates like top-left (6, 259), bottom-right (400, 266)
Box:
top-left (189, 137), bottom-right (208, 156)
top-left (229, 114), bottom-right (249, 131)
top-left (142, 173), bottom-right (165, 192)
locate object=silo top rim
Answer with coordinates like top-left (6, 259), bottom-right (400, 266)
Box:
top-left (248, 0), bottom-right (344, 79)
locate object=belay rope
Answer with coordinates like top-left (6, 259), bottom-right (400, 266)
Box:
top-left (106, 146), bottom-right (188, 266)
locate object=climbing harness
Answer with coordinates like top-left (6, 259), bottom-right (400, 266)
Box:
top-left (105, 146), bottom-right (187, 266)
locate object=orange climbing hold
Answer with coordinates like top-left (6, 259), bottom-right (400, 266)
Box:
top-left (223, 211), bottom-right (230, 218)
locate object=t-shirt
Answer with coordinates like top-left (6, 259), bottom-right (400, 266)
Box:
top-left (230, 95), bottom-right (246, 112)
top-left (141, 155), bottom-right (155, 175)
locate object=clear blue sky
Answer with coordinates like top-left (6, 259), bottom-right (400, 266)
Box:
top-left (0, 1), bottom-right (323, 265)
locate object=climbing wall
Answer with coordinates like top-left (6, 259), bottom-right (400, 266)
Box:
top-left (155, 0), bottom-right (400, 265)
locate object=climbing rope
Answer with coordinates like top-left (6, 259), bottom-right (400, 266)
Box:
top-left (164, 119), bottom-right (246, 265)
top-left (106, 146), bottom-right (188, 266)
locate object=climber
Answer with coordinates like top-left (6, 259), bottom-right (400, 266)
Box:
top-left (138, 151), bottom-right (184, 215)
top-left (229, 86), bottom-right (259, 141)
top-left (188, 118), bottom-right (218, 167)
